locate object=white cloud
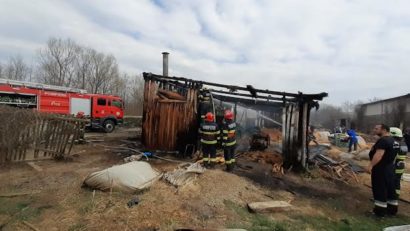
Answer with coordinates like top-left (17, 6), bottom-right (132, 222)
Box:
top-left (0, 0), bottom-right (409, 104)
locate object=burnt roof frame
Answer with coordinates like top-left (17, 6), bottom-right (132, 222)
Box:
top-left (143, 72), bottom-right (328, 105)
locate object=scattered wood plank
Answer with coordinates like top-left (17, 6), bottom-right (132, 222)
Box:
top-left (247, 201), bottom-right (292, 213)
top-left (26, 162), bottom-right (43, 172)
top-left (22, 221), bottom-right (40, 231)
top-left (0, 190), bottom-right (41, 198)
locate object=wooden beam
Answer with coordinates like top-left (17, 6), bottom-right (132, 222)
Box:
top-left (143, 72), bottom-right (328, 100)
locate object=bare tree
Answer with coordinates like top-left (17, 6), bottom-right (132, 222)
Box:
top-left (38, 38), bottom-right (81, 86)
top-left (310, 104), bottom-right (350, 129)
top-left (88, 50), bottom-right (119, 94)
top-left (3, 55), bottom-right (28, 81)
top-left (110, 73), bottom-right (128, 98)
top-left (73, 48), bottom-right (93, 89)
top-left (125, 74), bottom-right (144, 115)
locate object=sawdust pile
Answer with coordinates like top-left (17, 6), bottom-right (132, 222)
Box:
top-left (261, 128), bottom-right (282, 142)
top-left (327, 147), bottom-right (343, 160)
top-left (313, 131), bottom-right (331, 143)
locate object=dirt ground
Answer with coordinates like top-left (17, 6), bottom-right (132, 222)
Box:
top-left (1, 128), bottom-right (410, 231)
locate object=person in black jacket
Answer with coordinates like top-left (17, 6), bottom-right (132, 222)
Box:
top-left (367, 124), bottom-right (398, 217)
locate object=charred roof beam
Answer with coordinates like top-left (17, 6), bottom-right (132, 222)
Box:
top-left (143, 72), bottom-right (328, 101)
top-left (209, 89), bottom-right (296, 102)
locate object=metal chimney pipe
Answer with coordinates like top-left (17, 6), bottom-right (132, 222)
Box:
top-left (162, 52), bottom-right (169, 77)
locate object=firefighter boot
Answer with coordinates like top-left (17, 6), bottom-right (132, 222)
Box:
top-left (387, 204), bottom-right (398, 216)
top-left (373, 206), bottom-right (386, 217)
top-left (229, 163), bottom-right (234, 172)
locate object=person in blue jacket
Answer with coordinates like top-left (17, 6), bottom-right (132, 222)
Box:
top-left (347, 128), bottom-right (358, 152)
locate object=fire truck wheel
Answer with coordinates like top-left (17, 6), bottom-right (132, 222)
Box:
top-left (103, 120), bottom-right (115, 133)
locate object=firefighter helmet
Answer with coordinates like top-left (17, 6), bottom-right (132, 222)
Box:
top-left (224, 110), bottom-right (234, 120)
top-left (205, 112), bottom-right (214, 122)
top-left (390, 127), bottom-right (403, 138)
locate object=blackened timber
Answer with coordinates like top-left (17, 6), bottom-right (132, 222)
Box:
top-left (211, 94), bottom-right (283, 107)
top-left (143, 72), bottom-right (328, 101)
top-left (209, 89), bottom-right (294, 102)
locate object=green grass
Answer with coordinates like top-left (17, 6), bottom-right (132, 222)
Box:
top-left (223, 199), bottom-right (410, 231)
top-left (224, 200), bottom-right (288, 231)
top-left (0, 197), bottom-right (51, 222)
top-left (285, 214), bottom-right (410, 231)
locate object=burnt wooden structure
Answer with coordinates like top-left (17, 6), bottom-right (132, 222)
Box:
top-left (142, 73), bottom-right (199, 151)
top-left (142, 72), bottom-right (327, 169)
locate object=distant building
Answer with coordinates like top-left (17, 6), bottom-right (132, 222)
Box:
top-left (357, 94), bottom-right (410, 132)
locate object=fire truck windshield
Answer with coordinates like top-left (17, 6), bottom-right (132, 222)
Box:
top-left (112, 100), bottom-right (122, 109)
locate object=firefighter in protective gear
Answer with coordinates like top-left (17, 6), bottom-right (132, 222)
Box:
top-left (222, 110), bottom-right (237, 172)
top-left (199, 89), bottom-right (212, 123)
top-left (200, 112), bottom-right (220, 168)
top-left (390, 127), bottom-right (406, 197)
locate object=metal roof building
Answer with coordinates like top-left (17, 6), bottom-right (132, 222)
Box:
top-left (357, 94), bottom-right (410, 132)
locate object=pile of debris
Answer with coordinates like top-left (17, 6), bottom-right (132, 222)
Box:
top-left (163, 162), bottom-right (206, 187)
top-left (311, 153), bottom-right (361, 184)
top-left (243, 151), bottom-right (284, 174)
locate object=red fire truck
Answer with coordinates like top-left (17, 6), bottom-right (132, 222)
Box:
top-left (0, 78), bottom-right (124, 132)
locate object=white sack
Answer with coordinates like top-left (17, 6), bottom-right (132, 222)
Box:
top-left (83, 161), bottom-right (161, 193)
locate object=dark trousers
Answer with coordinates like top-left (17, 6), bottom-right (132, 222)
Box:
top-left (348, 139), bottom-right (358, 152)
top-left (395, 173), bottom-right (403, 196)
top-left (395, 161), bottom-right (405, 196)
top-left (224, 145), bottom-right (236, 170)
top-left (371, 164), bottom-right (398, 216)
top-left (202, 144), bottom-right (217, 164)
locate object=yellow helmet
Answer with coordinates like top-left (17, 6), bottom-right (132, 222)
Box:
top-left (390, 127), bottom-right (403, 138)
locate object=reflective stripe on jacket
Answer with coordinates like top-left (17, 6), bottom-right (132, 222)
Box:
top-left (200, 122), bottom-right (220, 144)
top-left (222, 120), bottom-right (236, 147)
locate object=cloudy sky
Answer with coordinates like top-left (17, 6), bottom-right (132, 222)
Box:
top-left (0, 0), bottom-right (409, 104)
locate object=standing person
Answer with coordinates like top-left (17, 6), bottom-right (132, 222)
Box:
top-left (199, 112), bottom-right (220, 168)
top-left (198, 89), bottom-right (212, 123)
top-left (347, 128), bottom-right (358, 153)
top-left (222, 110), bottom-right (237, 172)
top-left (404, 128), bottom-right (410, 152)
top-left (390, 127), bottom-right (406, 197)
top-left (367, 124), bottom-right (398, 217)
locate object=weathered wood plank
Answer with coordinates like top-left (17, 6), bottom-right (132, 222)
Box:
top-left (248, 201), bottom-right (292, 213)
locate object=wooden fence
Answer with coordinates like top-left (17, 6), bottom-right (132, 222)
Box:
top-left (0, 106), bottom-right (87, 163)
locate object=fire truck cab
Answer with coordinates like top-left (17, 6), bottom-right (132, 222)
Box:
top-left (88, 94), bottom-right (124, 133)
top-left (0, 78), bottom-right (124, 133)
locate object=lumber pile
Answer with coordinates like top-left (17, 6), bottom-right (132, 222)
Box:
top-left (312, 154), bottom-right (359, 184)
